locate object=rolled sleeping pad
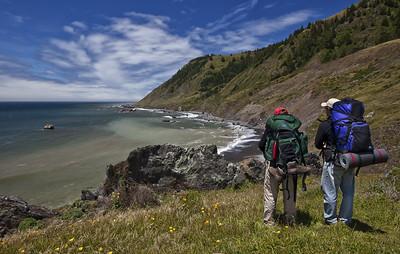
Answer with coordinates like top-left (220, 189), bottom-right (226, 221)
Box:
top-left (339, 149), bottom-right (389, 170)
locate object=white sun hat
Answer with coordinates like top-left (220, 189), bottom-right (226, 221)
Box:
top-left (321, 98), bottom-right (340, 108)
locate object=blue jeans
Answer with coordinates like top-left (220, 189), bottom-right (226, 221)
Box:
top-left (321, 161), bottom-right (355, 224)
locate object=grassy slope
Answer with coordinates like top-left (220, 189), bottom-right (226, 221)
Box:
top-left (1, 173), bottom-right (399, 253)
top-left (137, 2), bottom-right (400, 168)
top-left (137, 0), bottom-right (400, 121)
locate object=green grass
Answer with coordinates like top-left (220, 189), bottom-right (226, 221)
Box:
top-left (1, 173), bottom-right (399, 254)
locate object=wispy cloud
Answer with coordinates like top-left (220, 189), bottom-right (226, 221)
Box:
top-left (239, 10), bottom-right (315, 37)
top-left (30, 11), bottom-right (202, 100)
top-left (192, 0), bottom-right (258, 36)
top-left (264, 3), bottom-right (276, 9)
top-left (0, 1), bottom-right (316, 101)
top-left (190, 6), bottom-right (315, 53)
top-left (71, 21), bottom-right (87, 30)
top-left (0, 56), bottom-right (26, 70)
top-left (3, 11), bottom-right (27, 24)
top-left (63, 21), bottom-right (88, 34)
top-left (0, 74), bottom-right (131, 101)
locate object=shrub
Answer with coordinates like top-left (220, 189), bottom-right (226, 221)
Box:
top-left (61, 208), bottom-right (85, 220)
top-left (18, 218), bottom-right (41, 231)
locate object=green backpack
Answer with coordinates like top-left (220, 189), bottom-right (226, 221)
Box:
top-left (263, 114), bottom-right (308, 168)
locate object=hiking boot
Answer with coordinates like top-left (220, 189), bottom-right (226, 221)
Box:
top-left (324, 219), bottom-right (338, 225)
top-left (264, 220), bottom-right (276, 227)
top-left (284, 215), bottom-right (296, 226)
top-left (339, 218), bottom-right (352, 225)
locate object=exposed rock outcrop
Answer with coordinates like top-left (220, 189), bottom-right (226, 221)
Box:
top-left (102, 144), bottom-right (241, 192)
top-left (96, 144), bottom-right (267, 207)
top-left (0, 196), bottom-right (55, 237)
top-left (85, 144), bottom-right (322, 209)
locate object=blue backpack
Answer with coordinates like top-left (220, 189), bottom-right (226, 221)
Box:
top-left (331, 98), bottom-right (373, 153)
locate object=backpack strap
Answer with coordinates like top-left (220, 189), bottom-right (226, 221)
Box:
top-left (293, 174), bottom-right (298, 202)
top-left (293, 131), bottom-right (307, 166)
top-left (355, 153), bottom-right (362, 176)
top-left (301, 173), bottom-right (307, 192)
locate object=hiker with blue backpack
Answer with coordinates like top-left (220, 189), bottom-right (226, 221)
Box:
top-left (259, 107), bottom-right (310, 226)
top-left (315, 98), bottom-right (379, 225)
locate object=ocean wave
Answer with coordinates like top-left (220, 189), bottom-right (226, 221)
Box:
top-left (176, 112), bottom-right (199, 119)
top-left (217, 125), bottom-right (258, 154)
top-left (133, 107), bottom-right (258, 155)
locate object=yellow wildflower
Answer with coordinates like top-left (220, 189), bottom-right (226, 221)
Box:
top-left (216, 239), bottom-right (221, 243)
top-left (275, 230), bottom-right (281, 234)
top-left (204, 220), bottom-right (210, 225)
top-left (151, 217), bottom-right (155, 221)
top-left (55, 247), bottom-right (60, 251)
top-left (285, 226), bottom-right (289, 229)
top-left (218, 222), bottom-right (223, 226)
top-left (107, 251), bottom-right (113, 254)
top-left (213, 202), bottom-right (220, 209)
top-left (69, 237), bottom-right (75, 242)
top-left (78, 246), bottom-right (84, 251)
top-left (98, 247), bottom-right (104, 251)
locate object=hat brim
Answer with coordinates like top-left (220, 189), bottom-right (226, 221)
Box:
top-left (321, 102), bottom-right (328, 107)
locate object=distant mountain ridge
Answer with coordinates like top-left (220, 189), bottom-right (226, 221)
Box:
top-left (137, 0), bottom-right (400, 128)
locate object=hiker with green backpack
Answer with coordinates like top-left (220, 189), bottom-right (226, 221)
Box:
top-left (259, 107), bottom-right (310, 226)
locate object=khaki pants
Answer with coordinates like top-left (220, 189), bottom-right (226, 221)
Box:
top-left (263, 161), bottom-right (296, 224)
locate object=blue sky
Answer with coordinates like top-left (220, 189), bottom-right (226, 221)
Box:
top-left (0, 0), bottom-right (358, 101)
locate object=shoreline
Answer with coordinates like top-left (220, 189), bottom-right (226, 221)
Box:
top-left (129, 105), bottom-right (264, 162)
top-left (0, 103), bottom-right (264, 210)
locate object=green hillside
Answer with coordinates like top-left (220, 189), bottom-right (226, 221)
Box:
top-left (138, 0), bottom-right (400, 169)
top-left (137, 0), bottom-right (400, 127)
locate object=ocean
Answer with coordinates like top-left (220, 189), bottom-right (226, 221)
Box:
top-left (0, 102), bottom-right (260, 207)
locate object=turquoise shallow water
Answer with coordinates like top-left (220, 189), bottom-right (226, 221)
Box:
top-left (0, 102), bottom-right (248, 207)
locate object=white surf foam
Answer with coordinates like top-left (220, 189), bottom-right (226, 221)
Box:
top-left (217, 123), bottom-right (258, 154)
top-left (134, 107), bottom-right (258, 155)
top-left (176, 112), bottom-right (199, 119)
